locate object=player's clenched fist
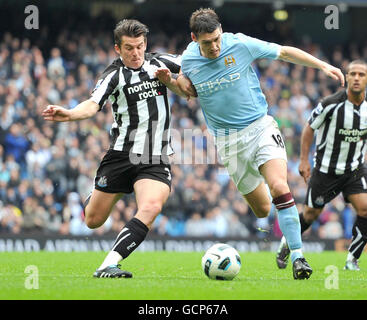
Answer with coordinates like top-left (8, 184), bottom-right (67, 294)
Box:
top-left (42, 105), bottom-right (72, 122)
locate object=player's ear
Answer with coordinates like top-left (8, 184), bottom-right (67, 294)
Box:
top-left (143, 37), bottom-right (148, 50)
top-left (114, 44), bottom-right (121, 55)
top-left (191, 32), bottom-right (197, 42)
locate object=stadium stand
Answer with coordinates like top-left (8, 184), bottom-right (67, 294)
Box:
top-left (0, 2), bottom-right (366, 241)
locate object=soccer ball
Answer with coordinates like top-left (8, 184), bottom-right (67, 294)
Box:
top-left (201, 243), bottom-right (241, 280)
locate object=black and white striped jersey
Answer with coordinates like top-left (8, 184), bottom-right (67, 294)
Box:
top-left (90, 52), bottom-right (181, 159)
top-left (308, 89), bottom-right (367, 175)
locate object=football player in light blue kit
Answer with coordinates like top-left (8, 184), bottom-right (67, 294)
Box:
top-left (177, 8), bottom-right (345, 279)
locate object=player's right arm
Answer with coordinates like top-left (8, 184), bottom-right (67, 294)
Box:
top-left (299, 123), bottom-right (314, 183)
top-left (278, 46), bottom-right (345, 86)
top-left (42, 99), bottom-right (99, 122)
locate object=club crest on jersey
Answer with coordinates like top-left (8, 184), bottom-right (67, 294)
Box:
top-left (224, 55), bottom-right (236, 68)
top-left (91, 78), bottom-right (104, 94)
top-left (97, 176), bottom-right (108, 188)
top-left (315, 196), bottom-right (324, 206)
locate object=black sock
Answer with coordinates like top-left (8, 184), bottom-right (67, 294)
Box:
top-left (348, 215), bottom-right (367, 260)
top-left (299, 212), bottom-right (312, 234)
top-left (112, 217), bottom-right (149, 259)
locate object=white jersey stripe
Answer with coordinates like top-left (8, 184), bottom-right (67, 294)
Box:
top-left (335, 101), bottom-right (354, 174)
top-left (132, 99), bottom-right (150, 154)
top-left (153, 95), bottom-right (167, 155)
top-left (319, 104), bottom-right (341, 173)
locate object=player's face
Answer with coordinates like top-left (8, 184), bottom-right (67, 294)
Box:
top-left (115, 35), bottom-right (147, 69)
top-left (346, 64), bottom-right (367, 94)
top-left (192, 27), bottom-right (222, 59)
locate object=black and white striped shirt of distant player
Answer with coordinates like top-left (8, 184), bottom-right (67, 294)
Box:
top-left (90, 52), bottom-right (181, 162)
top-left (309, 89), bottom-right (367, 176)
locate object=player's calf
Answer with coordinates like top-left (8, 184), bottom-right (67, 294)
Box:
top-left (94, 217), bottom-right (149, 277)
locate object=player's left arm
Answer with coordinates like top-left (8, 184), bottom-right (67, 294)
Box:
top-left (155, 68), bottom-right (191, 99)
top-left (153, 53), bottom-right (194, 99)
top-left (278, 46), bottom-right (345, 86)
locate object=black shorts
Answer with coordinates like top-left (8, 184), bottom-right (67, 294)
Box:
top-left (94, 150), bottom-right (172, 194)
top-left (305, 166), bottom-right (367, 208)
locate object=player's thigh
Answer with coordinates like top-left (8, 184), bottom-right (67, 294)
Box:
top-left (134, 178), bottom-right (170, 227)
top-left (243, 181), bottom-right (272, 218)
top-left (254, 117), bottom-right (289, 197)
top-left (259, 158), bottom-right (290, 197)
top-left (347, 193), bottom-right (367, 217)
top-left (85, 189), bottom-right (123, 228)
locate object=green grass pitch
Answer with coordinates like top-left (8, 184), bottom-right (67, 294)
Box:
top-left (1, 251), bottom-right (366, 300)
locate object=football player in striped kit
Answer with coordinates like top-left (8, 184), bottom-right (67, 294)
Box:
top-left (276, 60), bottom-right (367, 271)
top-left (42, 19), bottom-right (189, 278)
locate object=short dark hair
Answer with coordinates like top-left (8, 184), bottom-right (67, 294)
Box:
top-left (114, 19), bottom-right (149, 47)
top-left (189, 8), bottom-right (221, 38)
top-left (347, 59), bottom-right (367, 73)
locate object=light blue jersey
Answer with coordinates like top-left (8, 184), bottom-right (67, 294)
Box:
top-left (181, 32), bottom-right (281, 136)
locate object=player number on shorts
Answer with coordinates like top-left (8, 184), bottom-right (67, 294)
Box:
top-left (272, 134), bottom-right (285, 148)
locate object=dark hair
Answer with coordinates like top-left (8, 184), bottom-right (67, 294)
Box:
top-left (189, 8), bottom-right (221, 38)
top-left (114, 19), bottom-right (149, 47)
top-left (347, 59), bottom-right (367, 73)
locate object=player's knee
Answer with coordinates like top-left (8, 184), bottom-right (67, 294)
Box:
top-left (357, 208), bottom-right (367, 218)
top-left (268, 181), bottom-right (289, 198)
top-left (254, 203), bottom-right (271, 218)
top-left (84, 210), bottom-right (104, 229)
top-left (138, 201), bottom-right (163, 224)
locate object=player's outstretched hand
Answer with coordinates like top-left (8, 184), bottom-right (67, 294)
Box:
top-left (321, 64), bottom-right (345, 87)
top-left (155, 68), bottom-right (172, 86)
top-left (298, 160), bottom-right (311, 184)
top-left (42, 105), bottom-right (71, 122)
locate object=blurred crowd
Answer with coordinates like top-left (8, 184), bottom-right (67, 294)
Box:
top-left (0, 27), bottom-right (366, 240)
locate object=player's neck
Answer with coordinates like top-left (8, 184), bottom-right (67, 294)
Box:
top-left (347, 90), bottom-right (365, 106)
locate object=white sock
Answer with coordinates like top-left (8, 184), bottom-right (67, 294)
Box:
top-left (290, 248), bottom-right (303, 263)
top-left (347, 252), bottom-right (355, 262)
top-left (280, 236), bottom-right (288, 248)
top-left (98, 251), bottom-right (122, 270)
top-left (290, 248), bottom-right (303, 255)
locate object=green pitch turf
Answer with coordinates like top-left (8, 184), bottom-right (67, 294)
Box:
top-left (0, 251), bottom-right (366, 300)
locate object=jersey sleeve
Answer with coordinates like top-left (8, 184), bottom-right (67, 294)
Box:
top-left (90, 67), bottom-right (119, 110)
top-left (308, 102), bottom-right (328, 130)
top-left (154, 53), bottom-right (182, 74)
top-left (237, 33), bottom-right (281, 60)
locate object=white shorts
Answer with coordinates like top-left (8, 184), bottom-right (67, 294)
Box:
top-left (215, 115), bottom-right (287, 195)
